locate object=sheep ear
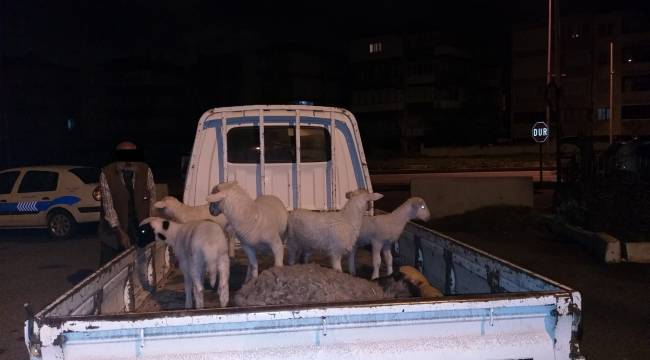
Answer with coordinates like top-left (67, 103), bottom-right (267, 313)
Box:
top-left (369, 192), bottom-right (384, 201)
top-left (153, 201), bottom-right (166, 209)
top-left (139, 217), bottom-right (156, 227)
top-left (207, 192), bottom-right (226, 203)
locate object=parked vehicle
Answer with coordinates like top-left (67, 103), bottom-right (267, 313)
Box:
top-left (0, 166), bottom-right (100, 238)
top-left (24, 106), bottom-right (584, 359)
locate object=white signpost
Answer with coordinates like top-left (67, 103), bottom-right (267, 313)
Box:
top-left (532, 122), bottom-right (550, 184)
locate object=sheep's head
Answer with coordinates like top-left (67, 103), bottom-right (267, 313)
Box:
top-left (152, 196), bottom-right (182, 218)
top-left (345, 188), bottom-right (383, 211)
top-left (206, 181), bottom-right (239, 216)
top-left (409, 197), bottom-right (431, 221)
top-left (137, 217), bottom-right (172, 247)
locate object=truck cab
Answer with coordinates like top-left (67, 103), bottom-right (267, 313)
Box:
top-left (183, 105), bottom-right (372, 210)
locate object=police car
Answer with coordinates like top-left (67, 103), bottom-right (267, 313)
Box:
top-left (0, 166), bottom-right (101, 238)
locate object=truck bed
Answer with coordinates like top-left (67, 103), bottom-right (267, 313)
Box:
top-left (26, 220), bottom-right (583, 360)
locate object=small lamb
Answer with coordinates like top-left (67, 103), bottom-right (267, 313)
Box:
top-left (286, 189), bottom-right (383, 272)
top-left (138, 217), bottom-right (230, 309)
top-left (348, 197), bottom-right (431, 279)
top-left (153, 196), bottom-right (237, 257)
top-left (206, 181), bottom-right (288, 282)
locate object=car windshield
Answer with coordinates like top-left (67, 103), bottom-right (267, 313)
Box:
top-left (69, 167), bottom-right (100, 184)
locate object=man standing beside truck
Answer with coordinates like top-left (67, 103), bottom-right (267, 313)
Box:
top-left (98, 141), bottom-right (156, 265)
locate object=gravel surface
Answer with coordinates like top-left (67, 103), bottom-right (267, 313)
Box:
top-left (233, 264), bottom-right (388, 307)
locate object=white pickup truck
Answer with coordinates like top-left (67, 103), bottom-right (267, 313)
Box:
top-left (25, 105), bottom-right (584, 360)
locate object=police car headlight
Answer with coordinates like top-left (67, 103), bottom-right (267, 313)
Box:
top-left (92, 186), bottom-right (102, 201)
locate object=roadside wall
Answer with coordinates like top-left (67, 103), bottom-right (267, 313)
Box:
top-left (411, 177), bottom-right (533, 218)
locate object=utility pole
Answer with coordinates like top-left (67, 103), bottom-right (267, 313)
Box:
top-left (544, 0), bottom-right (553, 186)
top-left (544, 0), bottom-right (562, 184)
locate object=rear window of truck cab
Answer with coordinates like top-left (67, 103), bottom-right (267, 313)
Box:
top-left (227, 126), bottom-right (331, 164)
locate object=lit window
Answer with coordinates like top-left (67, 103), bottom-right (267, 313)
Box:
top-left (369, 42), bottom-right (383, 54)
top-left (597, 107), bottom-right (611, 121)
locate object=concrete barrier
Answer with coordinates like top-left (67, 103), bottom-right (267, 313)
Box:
top-left (546, 219), bottom-right (622, 263)
top-left (410, 176), bottom-right (533, 219)
top-left (626, 242), bottom-right (650, 263)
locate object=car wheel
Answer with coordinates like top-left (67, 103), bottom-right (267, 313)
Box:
top-left (47, 210), bottom-right (77, 239)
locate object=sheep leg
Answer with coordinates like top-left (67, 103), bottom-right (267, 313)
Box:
top-left (382, 245), bottom-right (394, 276)
top-left (192, 278), bottom-right (204, 309)
top-left (207, 258), bottom-right (218, 288)
top-left (302, 251), bottom-right (311, 264)
top-left (242, 244), bottom-right (259, 282)
top-left (371, 244), bottom-right (382, 280)
top-left (330, 253), bottom-right (343, 272)
top-left (270, 236), bottom-right (284, 267)
top-left (286, 239), bottom-right (299, 265)
top-left (217, 257), bottom-right (230, 307)
top-left (190, 263), bottom-right (205, 309)
top-left (182, 271), bottom-right (193, 309)
top-left (348, 248), bottom-right (357, 275)
top-left (227, 231), bottom-right (237, 258)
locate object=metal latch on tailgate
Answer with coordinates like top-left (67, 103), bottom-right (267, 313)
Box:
top-left (553, 293), bottom-right (585, 360)
top-left (24, 303), bottom-right (42, 358)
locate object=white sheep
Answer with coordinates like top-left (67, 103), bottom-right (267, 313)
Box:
top-left (153, 195), bottom-right (237, 257)
top-left (348, 197), bottom-right (431, 279)
top-left (206, 181), bottom-right (288, 282)
top-left (286, 189), bottom-right (383, 272)
top-left (138, 217), bottom-right (230, 309)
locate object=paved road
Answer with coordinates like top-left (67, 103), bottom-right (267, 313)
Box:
top-left (371, 169), bottom-right (557, 187)
top-left (0, 227), bottom-right (99, 360)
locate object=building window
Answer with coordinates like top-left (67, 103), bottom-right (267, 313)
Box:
top-left (622, 46), bottom-right (650, 63)
top-left (597, 51), bottom-right (609, 66)
top-left (568, 24), bottom-right (583, 40)
top-left (623, 15), bottom-right (650, 34)
top-left (513, 111), bottom-right (545, 124)
top-left (623, 75), bottom-right (650, 92)
top-left (622, 104), bottom-right (650, 120)
top-left (369, 42), bottom-right (383, 54)
top-left (596, 107), bottom-right (611, 121)
top-left (597, 23), bottom-right (613, 37)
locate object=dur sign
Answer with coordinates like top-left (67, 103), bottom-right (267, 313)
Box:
top-left (532, 121), bottom-right (550, 143)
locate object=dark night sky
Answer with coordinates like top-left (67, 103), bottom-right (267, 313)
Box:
top-left (4, 0), bottom-right (649, 62)
top-left (1, 0), bottom-right (649, 170)
top-left (2, 1), bottom-right (520, 65)
top-left (3, 0), bottom-right (647, 71)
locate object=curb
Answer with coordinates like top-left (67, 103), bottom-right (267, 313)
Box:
top-left (545, 217), bottom-right (621, 263)
top-left (545, 216), bottom-right (650, 264)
